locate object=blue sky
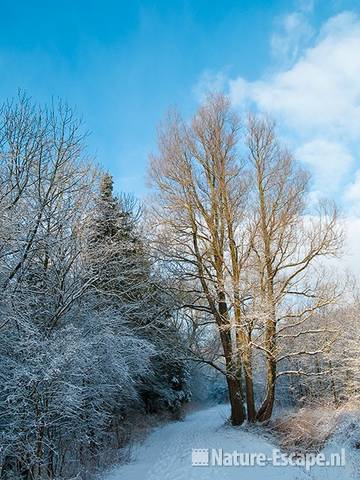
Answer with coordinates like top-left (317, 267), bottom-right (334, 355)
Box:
top-left (1, 0), bottom-right (359, 197)
top-left (2, 0), bottom-right (360, 273)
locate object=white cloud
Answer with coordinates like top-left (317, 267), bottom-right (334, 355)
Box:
top-left (230, 12), bottom-right (360, 137)
top-left (342, 216), bottom-right (360, 278)
top-left (226, 9), bottom-right (360, 278)
top-left (345, 169), bottom-right (360, 204)
top-left (344, 168), bottom-right (360, 217)
top-left (296, 139), bottom-right (353, 194)
top-left (296, 0), bottom-right (315, 14)
top-left (196, 10), bottom-right (360, 216)
top-left (227, 10), bottom-right (360, 216)
top-left (270, 11), bottom-right (314, 65)
top-left (193, 70), bottom-right (228, 102)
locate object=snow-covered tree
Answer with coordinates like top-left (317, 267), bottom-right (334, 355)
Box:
top-left (85, 173), bottom-right (190, 416)
top-left (0, 94), bottom-right (188, 479)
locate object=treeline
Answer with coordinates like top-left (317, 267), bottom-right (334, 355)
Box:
top-left (1, 90), bottom-right (358, 478)
top-left (0, 94), bottom-right (190, 479)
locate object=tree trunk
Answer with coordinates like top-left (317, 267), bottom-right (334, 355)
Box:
top-left (219, 328), bottom-right (245, 425)
top-left (256, 356), bottom-right (276, 421)
top-left (257, 310), bottom-right (276, 422)
top-left (243, 346), bottom-right (256, 422)
top-left (226, 373), bottom-right (245, 425)
top-left (217, 290), bottom-right (245, 425)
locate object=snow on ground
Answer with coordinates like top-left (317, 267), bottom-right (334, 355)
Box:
top-left (104, 403), bottom-right (357, 480)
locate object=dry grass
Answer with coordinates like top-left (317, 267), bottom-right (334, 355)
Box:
top-left (269, 401), bottom-right (360, 453)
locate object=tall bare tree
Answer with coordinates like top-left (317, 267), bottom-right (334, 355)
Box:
top-left (149, 95), bottom-right (253, 424)
top-left (246, 114), bottom-right (342, 421)
top-left (149, 94), bottom-right (343, 424)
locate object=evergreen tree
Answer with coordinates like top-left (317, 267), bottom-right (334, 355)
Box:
top-left (86, 173), bottom-right (144, 304)
top-left (86, 173), bottom-right (190, 414)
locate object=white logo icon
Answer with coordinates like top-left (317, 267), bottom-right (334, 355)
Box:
top-left (192, 448), bottom-right (209, 466)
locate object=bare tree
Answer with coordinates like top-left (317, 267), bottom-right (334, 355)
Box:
top-left (149, 95), bottom-right (252, 424)
top-left (246, 114), bottom-right (343, 421)
top-left (149, 94), bottom-right (343, 424)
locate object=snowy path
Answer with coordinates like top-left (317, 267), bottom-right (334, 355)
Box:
top-left (104, 404), bottom-right (353, 480)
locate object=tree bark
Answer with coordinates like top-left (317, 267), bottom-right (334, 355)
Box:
top-left (220, 328), bottom-right (245, 425)
top-left (218, 291), bottom-right (245, 425)
top-left (243, 344), bottom-right (256, 422)
top-left (257, 312), bottom-right (276, 422)
top-left (256, 355), bottom-right (276, 421)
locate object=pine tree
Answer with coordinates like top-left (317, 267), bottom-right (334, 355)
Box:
top-left (86, 173), bottom-right (190, 414)
top-left (86, 173), bottom-right (148, 312)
